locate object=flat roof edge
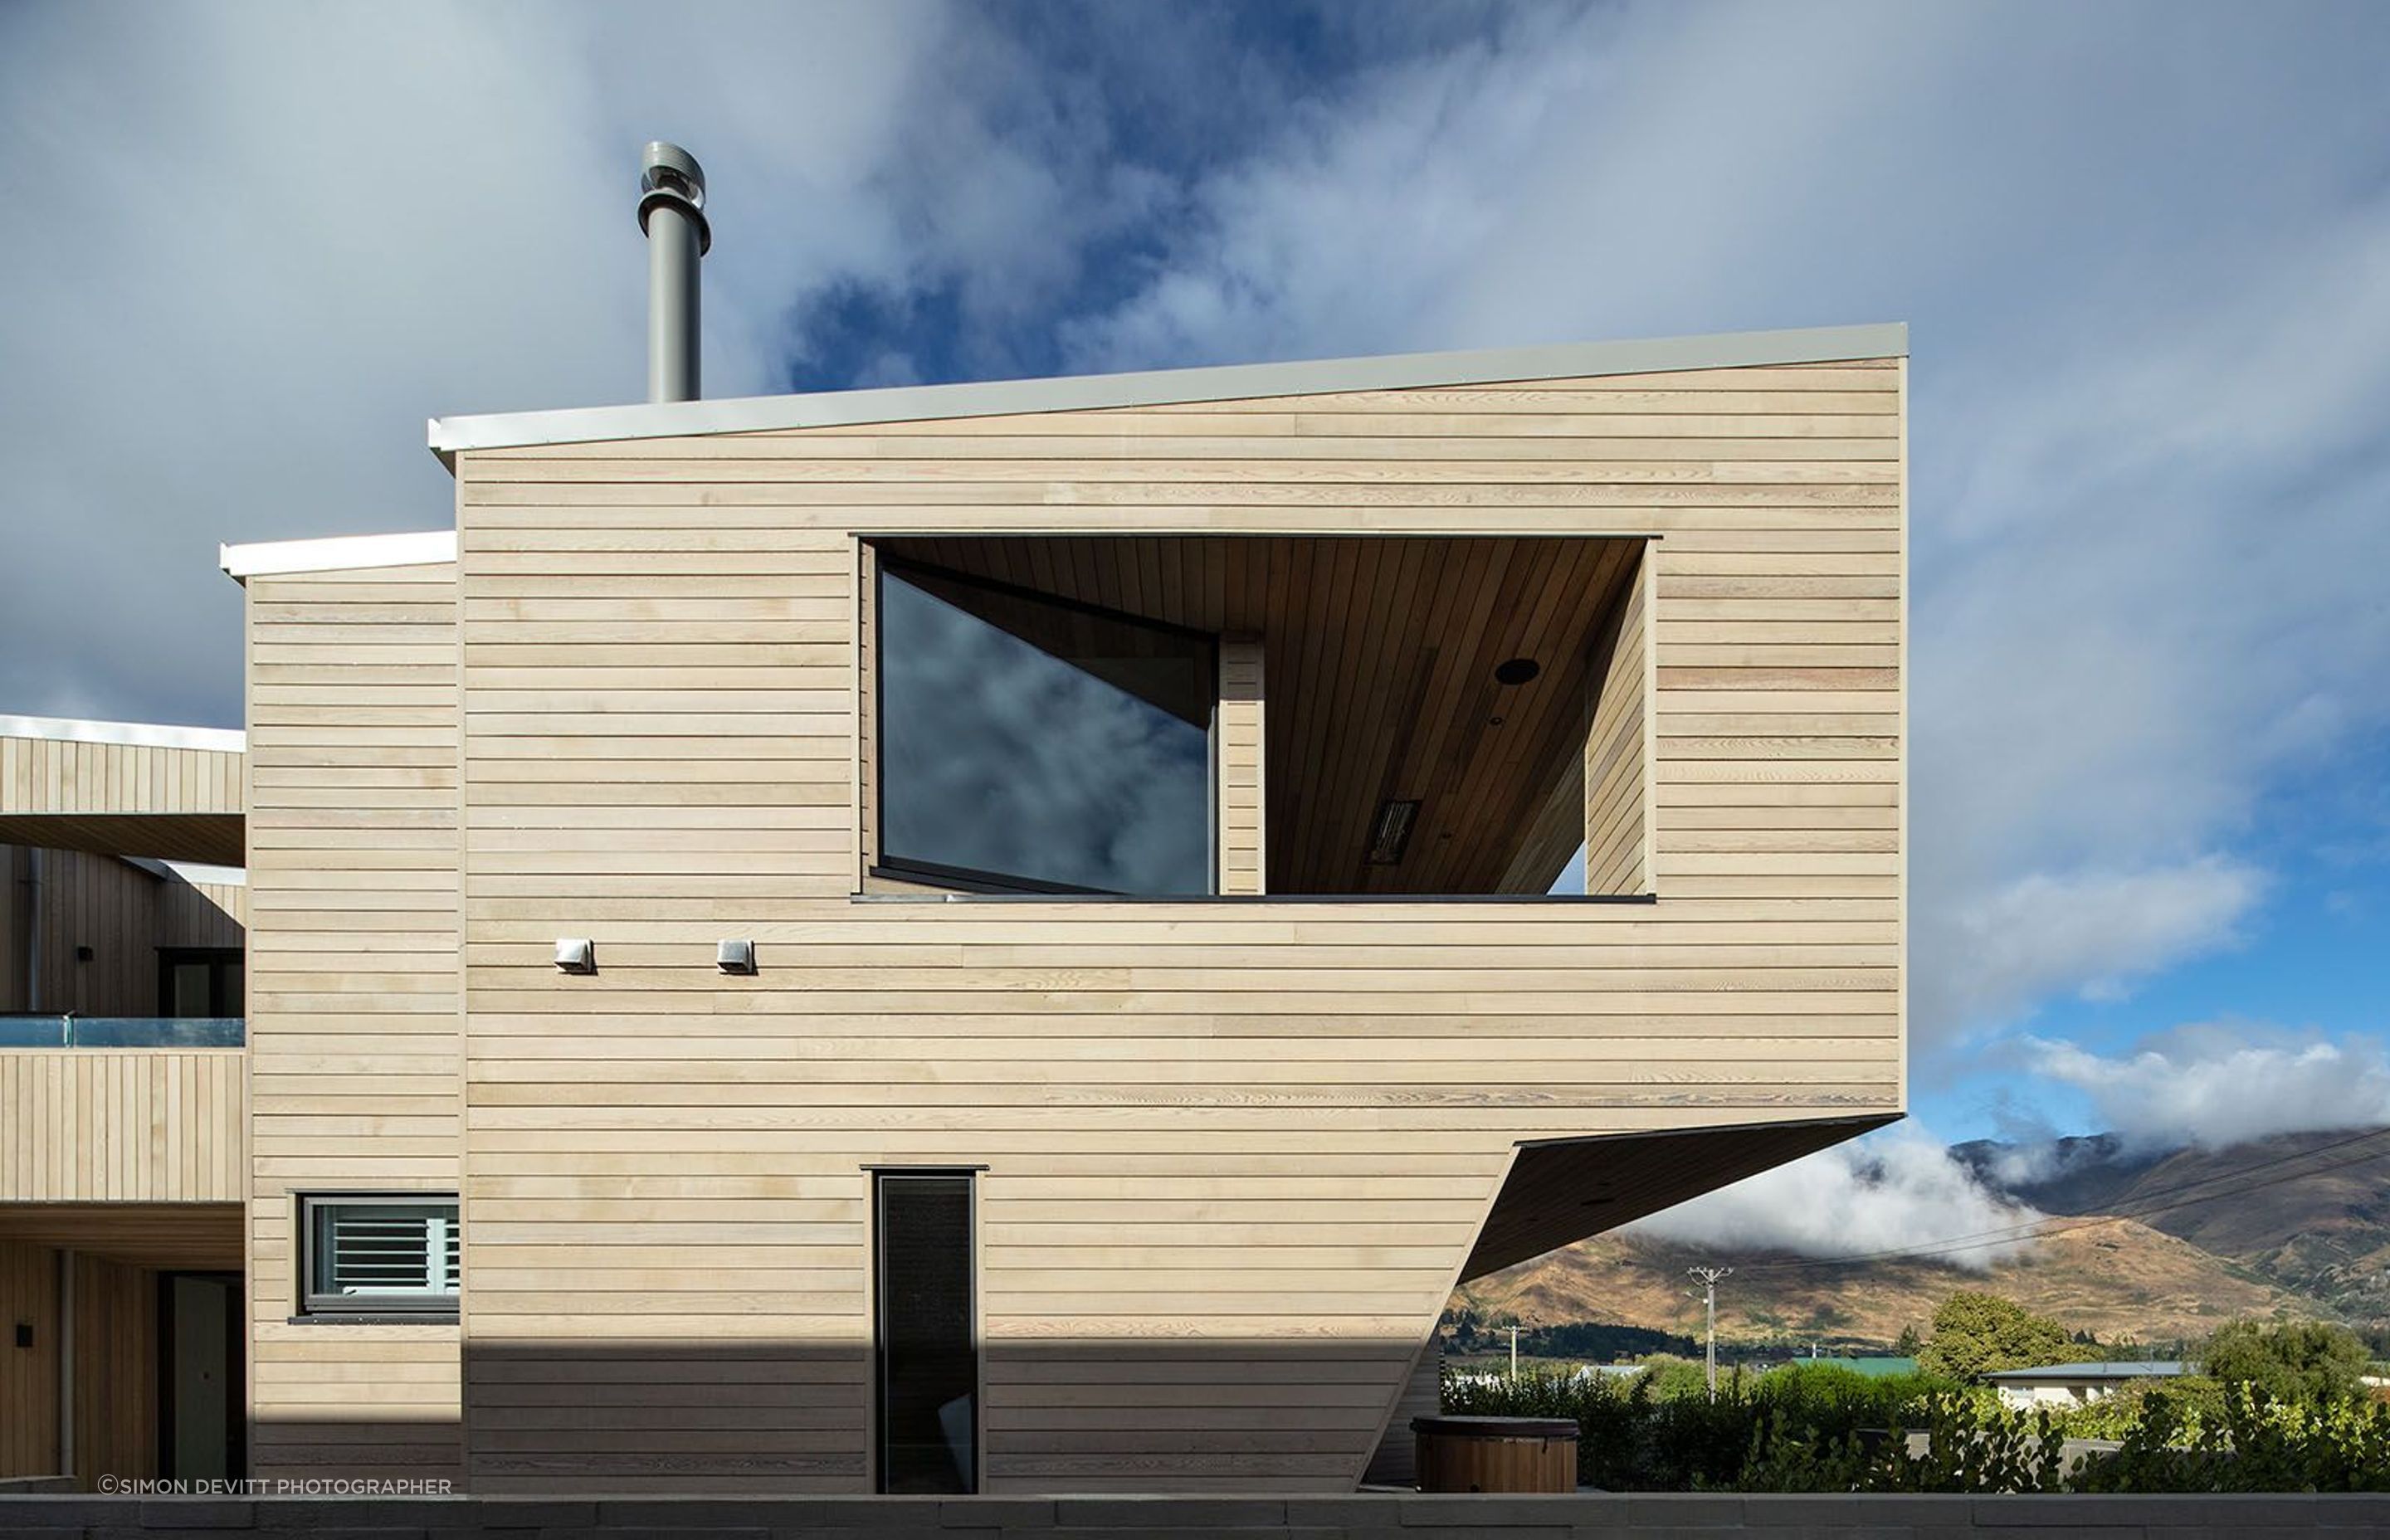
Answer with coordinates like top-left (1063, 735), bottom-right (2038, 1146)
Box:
top-left (0, 714), bottom-right (246, 754)
top-left (428, 321), bottom-right (1908, 460)
top-left (219, 529), bottom-right (457, 581)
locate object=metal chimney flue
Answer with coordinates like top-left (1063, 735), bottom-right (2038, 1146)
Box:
top-left (638, 142), bottom-right (709, 403)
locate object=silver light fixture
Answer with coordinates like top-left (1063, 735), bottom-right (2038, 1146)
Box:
top-left (717, 938), bottom-right (758, 976)
top-left (554, 938), bottom-right (596, 975)
top-left (1367, 799), bottom-right (1421, 865)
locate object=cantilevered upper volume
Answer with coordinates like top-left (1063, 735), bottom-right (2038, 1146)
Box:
top-left (425, 320), bottom-right (1907, 464)
top-left (14, 308), bottom-right (1909, 1496)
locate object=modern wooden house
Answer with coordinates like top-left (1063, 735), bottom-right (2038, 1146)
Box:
top-left (1, 314), bottom-right (1905, 1494)
top-left (2, 718), bottom-right (249, 1485)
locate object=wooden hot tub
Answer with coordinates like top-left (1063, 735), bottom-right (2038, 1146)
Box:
top-left (1410, 1415), bottom-right (1579, 1493)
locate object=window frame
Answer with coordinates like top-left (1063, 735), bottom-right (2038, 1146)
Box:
top-left (869, 555), bottom-right (1221, 898)
top-left (296, 1192), bottom-right (461, 1320)
top-left (871, 1167), bottom-right (983, 1495)
top-left (157, 946), bottom-right (244, 1018)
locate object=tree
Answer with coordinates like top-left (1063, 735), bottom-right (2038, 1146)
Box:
top-left (1916, 1291), bottom-right (2074, 1382)
top-left (1891, 1323), bottom-right (1924, 1357)
top-left (2200, 1319), bottom-right (2371, 1404)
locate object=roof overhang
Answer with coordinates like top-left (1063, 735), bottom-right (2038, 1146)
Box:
top-left (1, 714), bottom-right (246, 866)
top-left (0, 714), bottom-right (243, 754)
top-left (220, 529), bottom-right (457, 582)
top-left (427, 321), bottom-right (1908, 467)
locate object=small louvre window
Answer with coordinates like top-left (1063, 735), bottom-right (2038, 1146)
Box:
top-left (301, 1196), bottom-right (460, 1316)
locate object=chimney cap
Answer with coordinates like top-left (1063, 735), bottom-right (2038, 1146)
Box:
top-left (641, 141), bottom-right (706, 202)
top-left (638, 141), bottom-right (710, 255)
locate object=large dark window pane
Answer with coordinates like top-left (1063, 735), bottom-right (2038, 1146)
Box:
top-left (876, 1173), bottom-right (978, 1494)
top-left (878, 564), bottom-right (1214, 894)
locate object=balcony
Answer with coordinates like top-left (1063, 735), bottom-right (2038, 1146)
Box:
top-left (0, 1019), bottom-right (246, 1204)
top-left (0, 1014), bottom-right (245, 1048)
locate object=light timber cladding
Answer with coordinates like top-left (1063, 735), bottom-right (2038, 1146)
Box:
top-left (1218, 638), bottom-right (1265, 895)
top-left (0, 730), bottom-right (246, 867)
top-left (425, 352), bottom-right (1905, 1493)
top-left (1583, 550), bottom-right (1651, 895)
top-left (242, 561), bottom-right (464, 1484)
top-left (0, 1050), bottom-right (245, 1201)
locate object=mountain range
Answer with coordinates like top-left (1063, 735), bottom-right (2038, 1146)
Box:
top-left (1451, 1127), bottom-right (2390, 1352)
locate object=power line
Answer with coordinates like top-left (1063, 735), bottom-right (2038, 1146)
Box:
top-left (1737, 1124), bottom-right (2390, 1274)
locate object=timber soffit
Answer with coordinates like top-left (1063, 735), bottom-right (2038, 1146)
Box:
top-left (424, 321), bottom-right (1909, 465)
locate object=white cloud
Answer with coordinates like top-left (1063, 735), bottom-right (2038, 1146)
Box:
top-left (2029, 1025), bottom-right (2390, 1152)
top-left (6, 1), bottom-right (2388, 1082)
top-left (1629, 1128), bottom-right (2041, 1269)
top-left (1917, 858), bottom-right (2266, 1033)
top-left (0, 1), bottom-right (1162, 726)
top-left (1051, 2), bottom-right (2390, 1047)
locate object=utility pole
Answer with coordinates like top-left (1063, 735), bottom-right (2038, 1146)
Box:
top-left (1685, 1266), bottom-right (1731, 1400)
top-left (1506, 1324), bottom-right (1520, 1378)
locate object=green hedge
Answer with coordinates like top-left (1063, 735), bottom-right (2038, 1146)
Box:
top-left (1441, 1362), bottom-right (2390, 1492)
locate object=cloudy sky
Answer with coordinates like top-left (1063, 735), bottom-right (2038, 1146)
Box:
top-left (4, 1), bottom-right (2386, 1253)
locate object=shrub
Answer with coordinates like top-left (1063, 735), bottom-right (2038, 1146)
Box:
top-left (1917, 1291), bottom-right (2075, 1382)
top-left (1438, 1360), bottom-right (2390, 1491)
top-left (2202, 1319), bottom-right (2373, 1405)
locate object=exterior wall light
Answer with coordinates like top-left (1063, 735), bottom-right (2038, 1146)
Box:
top-left (717, 938), bottom-right (758, 975)
top-left (554, 938), bottom-right (596, 975)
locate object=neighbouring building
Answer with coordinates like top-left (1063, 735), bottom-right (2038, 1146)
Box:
top-left (1, 144), bottom-right (1905, 1498)
top-left (1988, 1361), bottom-right (2189, 1411)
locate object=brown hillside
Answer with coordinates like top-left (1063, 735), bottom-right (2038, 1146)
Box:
top-left (1454, 1217), bottom-right (2326, 1348)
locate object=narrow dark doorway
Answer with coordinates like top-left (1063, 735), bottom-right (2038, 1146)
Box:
top-left (157, 1272), bottom-right (243, 1482)
top-left (873, 1172), bottom-right (978, 1494)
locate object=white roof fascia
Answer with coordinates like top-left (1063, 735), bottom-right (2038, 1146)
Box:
top-left (0, 714), bottom-right (246, 754)
top-left (219, 529), bottom-right (457, 582)
top-left (427, 322), bottom-right (1909, 462)
top-left (121, 855), bottom-right (248, 888)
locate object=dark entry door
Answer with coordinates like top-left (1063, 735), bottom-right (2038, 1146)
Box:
top-left (159, 1272), bottom-right (243, 1481)
top-left (874, 1172), bottom-right (978, 1493)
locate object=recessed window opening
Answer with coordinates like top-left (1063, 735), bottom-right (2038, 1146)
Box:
top-left (300, 1195), bottom-right (460, 1318)
top-left (876, 561), bottom-right (1216, 895)
top-left (863, 535), bottom-right (1650, 901)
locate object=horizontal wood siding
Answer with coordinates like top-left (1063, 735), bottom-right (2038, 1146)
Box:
top-left (448, 354), bottom-right (1903, 1494)
top-left (1583, 550), bottom-right (1651, 895)
top-left (0, 1050), bottom-right (244, 1201)
top-left (1218, 638), bottom-right (1265, 895)
top-left (243, 561), bottom-right (463, 1484)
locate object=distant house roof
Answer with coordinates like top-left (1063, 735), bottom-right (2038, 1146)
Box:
top-left (1829, 1357), bottom-right (1919, 1378)
top-left (1985, 1361), bottom-right (2188, 1383)
top-left (424, 321), bottom-right (1908, 464)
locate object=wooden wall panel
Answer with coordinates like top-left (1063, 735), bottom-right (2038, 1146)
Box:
top-left (242, 561), bottom-right (464, 1484)
top-left (440, 353), bottom-right (1904, 1494)
top-left (0, 1239), bottom-right (61, 1478)
top-left (0, 738), bottom-right (242, 816)
top-left (1583, 550), bottom-right (1651, 894)
top-left (1218, 637), bottom-right (1265, 895)
top-left (72, 1253), bottom-right (158, 1488)
top-left (0, 846), bottom-right (243, 1016)
top-left (0, 1051), bottom-right (245, 1202)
